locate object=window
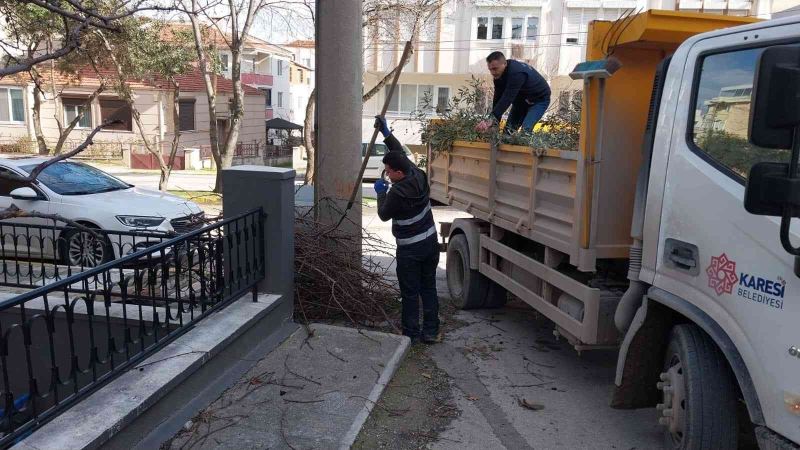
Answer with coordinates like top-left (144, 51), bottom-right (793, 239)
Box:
top-left (20, 162), bottom-right (128, 195)
top-left (385, 84), bottom-right (449, 114)
top-left (527, 17), bottom-right (539, 40)
top-left (62, 97), bottom-right (91, 128)
top-left (0, 167), bottom-right (31, 196)
top-left (289, 67), bottom-right (293, 83)
top-left (99, 99), bottom-right (132, 131)
top-left (277, 60), bottom-right (283, 76)
top-left (400, 84), bottom-right (417, 112)
top-left (220, 54), bottom-right (229, 72)
top-left (511, 18), bottom-right (524, 39)
top-left (261, 88), bottom-right (272, 107)
top-left (436, 87), bottom-right (450, 113)
top-left (491, 17), bottom-right (504, 39)
top-left (299, 70), bottom-right (304, 83)
top-left (277, 92), bottom-right (283, 108)
top-left (178, 99), bottom-right (195, 132)
top-left (242, 57), bottom-right (255, 74)
top-left (477, 17), bottom-right (488, 40)
top-left (304, 58), bottom-right (311, 67)
top-left (690, 47), bottom-right (790, 182)
top-left (0, 88), bottom-right (24, 123)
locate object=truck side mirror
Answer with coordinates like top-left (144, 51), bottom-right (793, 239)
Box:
top-left (746, 45), bottom-right (800, 274)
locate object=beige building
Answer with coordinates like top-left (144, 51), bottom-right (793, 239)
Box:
top-left (696, 84), bottom-right (753, 138)
top-left (0, 65), bottom-right (266, 158)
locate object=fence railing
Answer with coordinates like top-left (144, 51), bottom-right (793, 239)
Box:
top-left (0, 214), bottom-right (207, 290)
top-left (62, 141), bottom-right (126, 160)
top-left (235, 142), bottom-right (260, 157)
top-left (0, 209), bottom-right (264, 448)
top-left (197, 142), bottom-right (294, 160)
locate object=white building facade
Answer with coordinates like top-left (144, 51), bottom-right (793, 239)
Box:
top-left (363, 0), bottom-right (774, 145)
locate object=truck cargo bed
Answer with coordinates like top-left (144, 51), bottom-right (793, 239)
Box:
top-left (429, 139), bottom-right (635, 271)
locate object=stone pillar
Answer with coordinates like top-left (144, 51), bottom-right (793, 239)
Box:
top-left (222, 166), bottom-right (295, 300)
top-left (315, 0), bottom-right (363, 235)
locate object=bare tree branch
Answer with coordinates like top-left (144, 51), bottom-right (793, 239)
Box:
top-left (0, 22), bottom-right (87, 77)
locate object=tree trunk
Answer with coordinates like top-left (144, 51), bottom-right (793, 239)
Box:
top-left (32, 86), bottom-right (48, 154)
top-left (159, 79), bottom-right (182, 191)
top-left (187, 4), bottom-right (222, 190)
top-left (212, 0), bottom-right (260, 194)
top-left (303, 87), bottom-right (316, 184)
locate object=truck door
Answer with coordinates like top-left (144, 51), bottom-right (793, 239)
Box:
top-left (655, 29), bottom-right (800, 442)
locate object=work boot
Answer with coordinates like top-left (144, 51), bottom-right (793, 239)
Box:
top-left (422, 331), bottom-right (443, 344)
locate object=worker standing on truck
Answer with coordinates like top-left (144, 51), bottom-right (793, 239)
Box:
top-left (372, 115), bottom-right (441, 345)
top-left (476, 51), bottom-right (551, 134)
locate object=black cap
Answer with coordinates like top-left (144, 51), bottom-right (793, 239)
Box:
top-left (382, 151), bottom-right (411, 173)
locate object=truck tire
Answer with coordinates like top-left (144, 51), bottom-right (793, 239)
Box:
top-left (657, 324), bottom-right (738, 450)
top-left (483, 282), bottom-right (508, 308)
top-left (446, 234), bottom-right (488, 309)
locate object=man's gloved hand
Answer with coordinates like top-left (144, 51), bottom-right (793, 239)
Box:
top-left (475, 119), bottom-right (493, 133)
top-left (374, 179), bottom-right (388, 195)
top-left (374, 115), bottom-right (391, 137)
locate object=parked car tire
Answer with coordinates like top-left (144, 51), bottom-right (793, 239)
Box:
top-left (60, 226), bottom-right (114, 268)
top-left (658, 324), bottom-right (738, 450)
top-left (446, 234), bottom-right (491, 310)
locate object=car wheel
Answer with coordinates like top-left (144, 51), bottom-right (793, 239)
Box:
top-left (61, 226), bottom-right (113, 268)
top-left (657, 324), bottom-right (738, 450)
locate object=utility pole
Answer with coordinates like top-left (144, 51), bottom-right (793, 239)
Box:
top-left (315, 0), bottom-right (363, 238)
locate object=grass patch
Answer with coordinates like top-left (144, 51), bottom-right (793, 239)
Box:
top-left (169, 190), bottom-right (221, 205)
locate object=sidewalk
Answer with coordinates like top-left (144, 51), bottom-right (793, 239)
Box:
top-left (162, 324), bottom-right (410, 450)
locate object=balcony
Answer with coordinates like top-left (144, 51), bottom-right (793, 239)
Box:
top-left (242, 73), bottom-right (273, 86)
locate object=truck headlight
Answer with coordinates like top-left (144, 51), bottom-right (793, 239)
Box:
top-left (116, 215), bottom-right (166, 228)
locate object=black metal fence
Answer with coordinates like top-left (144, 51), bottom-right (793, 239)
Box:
top-left (0, 213), bottom-right (206, 289)
top-left (0, 209), bottom-right (264, 448)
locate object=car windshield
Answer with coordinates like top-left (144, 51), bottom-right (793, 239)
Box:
top-left (21, 162), bottom-right (131, 195)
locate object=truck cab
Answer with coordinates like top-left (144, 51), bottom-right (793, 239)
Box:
top-left (623, 15), bottom-right (800, 448)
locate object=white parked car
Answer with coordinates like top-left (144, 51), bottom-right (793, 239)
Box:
top-left (361, 142), bottom-right (416, 181)
top-left (0, 156), bottom-right (204, 267)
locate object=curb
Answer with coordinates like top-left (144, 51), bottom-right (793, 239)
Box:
top-left (339, 333), bottom-right (411, 449)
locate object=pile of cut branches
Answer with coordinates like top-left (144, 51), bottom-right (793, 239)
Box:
top-left (294, 203), bottom-right (401, 332)
top-left (414, 76), bottom-right (582, 156)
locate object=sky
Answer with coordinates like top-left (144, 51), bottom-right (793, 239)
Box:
top-left (695, 47), bottom-right (761, 115)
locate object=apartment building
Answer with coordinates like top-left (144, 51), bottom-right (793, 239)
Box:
top-left (363, 0), bottom-right (776, 144)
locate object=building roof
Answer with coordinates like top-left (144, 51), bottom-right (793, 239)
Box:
top-left (285, 40), bottom-right (315, 49)
top-left (165, 23), bottom-right (293, 58)
top-left (290, 61), bottom-right (313, 71)
top-left (265, 117), bottom-right (303, 130)
top-left (174, 66), bottom-right (262, 96)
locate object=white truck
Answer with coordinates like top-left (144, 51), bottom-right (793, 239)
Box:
top-left (428, 10), bottom-right (800, 449)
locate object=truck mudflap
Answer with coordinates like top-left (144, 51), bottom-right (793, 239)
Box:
top-left (611, 297), bottom-right (675, 409)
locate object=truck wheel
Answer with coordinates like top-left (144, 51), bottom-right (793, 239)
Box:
top-left (446, 234), bottom-right (488, 309)
top-left (483, 283), bottom-right (508, 308)
top-left (657, 324), bottom-right (738, 450)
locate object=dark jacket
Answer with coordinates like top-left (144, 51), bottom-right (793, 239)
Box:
top-left (492, 59), bottom-right (551, 121)
top-left (377, 134), bottom-right (436, 247)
